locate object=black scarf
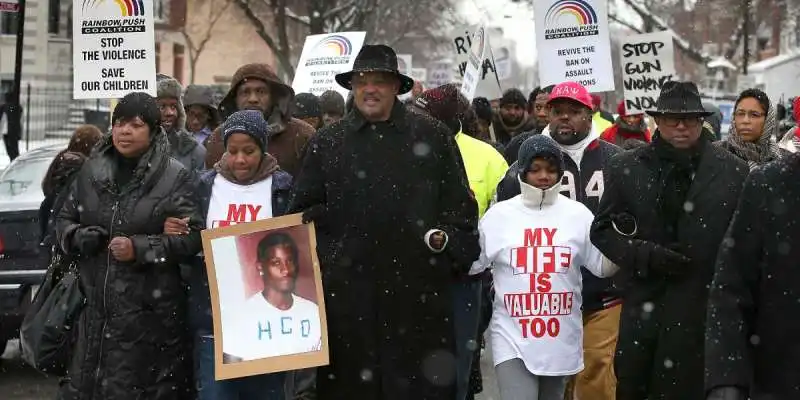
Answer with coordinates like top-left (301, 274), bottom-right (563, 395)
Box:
top-left (652, 132), bottom-right (707, 241)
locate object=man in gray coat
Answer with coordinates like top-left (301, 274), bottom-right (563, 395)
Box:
top-left (156, 74), bottom-right (206, 172)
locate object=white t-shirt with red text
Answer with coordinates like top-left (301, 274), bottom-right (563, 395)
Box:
top-left (470, 180), bottom-right (605, 376)
top-left (206, 174), bottom-right (273, 229)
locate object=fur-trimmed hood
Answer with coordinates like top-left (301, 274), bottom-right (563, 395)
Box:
top-left (156, 74), bottom-right (186, 132)
top-left (218, 63), bottom-right (295, 135)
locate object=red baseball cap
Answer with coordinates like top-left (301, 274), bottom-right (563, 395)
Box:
top-left (548, 81), bottom-right (593, 109)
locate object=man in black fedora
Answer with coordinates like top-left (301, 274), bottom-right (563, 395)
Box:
top-left (289, 44), bottom-right (479, 399)
top-left (589, 81), bottom-right (748, 400)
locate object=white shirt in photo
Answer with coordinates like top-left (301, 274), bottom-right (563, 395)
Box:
top-left (222, 293), bottom-right (322, 361)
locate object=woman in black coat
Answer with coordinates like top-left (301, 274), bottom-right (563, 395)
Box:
top-left (705, 154), bottom-right (800, 400)
top-left (55, 92), bottom-right (203, 399)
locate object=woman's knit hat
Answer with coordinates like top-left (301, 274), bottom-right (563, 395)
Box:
top-left (414, 84), bottom-right (466, 134)
top-left (472, 97), bottom-right (493, 123)
top-left (517, 135), bottom-right (565, 179)
top-left (319, 90), bottom-right (345, 116)
top-left (113, 92), bottom-right (161, 135)
top-left (293, 93), bottom-right (321, 119)
top-left (222, 110), bottom-right (270, 153)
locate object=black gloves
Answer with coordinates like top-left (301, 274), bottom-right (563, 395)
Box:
top-left (71, 226), bottom-right (109, 256)
top-left (645, 243), bottom-right (692, 278)
top-left (707, 387), bottom-right (747, 400)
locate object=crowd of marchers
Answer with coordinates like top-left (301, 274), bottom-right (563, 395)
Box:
top-left (30, 42), bottom-right (800, 400)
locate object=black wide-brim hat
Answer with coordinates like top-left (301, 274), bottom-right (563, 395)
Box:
top-left (646, 81), bottom-right (713, 117)
top-left (335, 44), bottom-right (415, 95)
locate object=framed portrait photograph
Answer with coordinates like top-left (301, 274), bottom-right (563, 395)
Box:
top-left (201, 213), bottom-right (329, 380)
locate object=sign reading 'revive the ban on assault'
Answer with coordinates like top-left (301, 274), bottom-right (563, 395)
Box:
top-left (291, 32), bottom-right (367, 101)
top-left (72, 0), bottom-right (156, 99)
top-left (534, 0), bottom-right (614, 92)
top-left (620, 30), bottom-right (676, 115)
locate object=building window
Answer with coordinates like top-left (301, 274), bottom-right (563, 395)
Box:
top-left (154, 0), bottom-right (167, 23)
top-left (173, 43), bottom-right (184, 83)
top-left (1, 10), bottom-right (19, 35)
top-left (48, 0), bottom-right (61, 34)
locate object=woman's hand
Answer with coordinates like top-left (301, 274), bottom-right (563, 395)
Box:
top-left (164, 217), bottom-right (190, 236)
top-left (109, 237), bottom-right (135, 262)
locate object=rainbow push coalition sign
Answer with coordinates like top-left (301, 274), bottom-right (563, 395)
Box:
top-left (544, 0), bottom-right (600, 39)
top-left (73, 0), bottom-right (156, 99)
top-left (291, 31), bottom-right (366, 101)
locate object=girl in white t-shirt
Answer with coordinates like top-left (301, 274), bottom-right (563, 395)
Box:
top-left (164, 110), bottom-right (296, 399)
top-left (470, 135), bottom-right (617, 400)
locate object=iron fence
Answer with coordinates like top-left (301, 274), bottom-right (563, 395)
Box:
top-left (16, 84), bottom-right (111, 152)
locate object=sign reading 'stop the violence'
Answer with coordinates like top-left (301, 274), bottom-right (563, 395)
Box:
top-left (73, 0), bottom-right (156, 99)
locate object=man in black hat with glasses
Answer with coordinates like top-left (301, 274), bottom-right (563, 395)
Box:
top-left (289, 44), bottom-right (479, 400)
top-left (589, 81), bottom-right (748, 400)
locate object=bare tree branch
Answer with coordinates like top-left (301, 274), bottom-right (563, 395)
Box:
top-left (182, 0), bottom-right (234, 83)
top-left (232, 0), bottom-right (296, 78)
top-left (609, 12), bottom-right (643, 33)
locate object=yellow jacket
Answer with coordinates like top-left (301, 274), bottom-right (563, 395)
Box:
top-left (593, 112), bottom-right (613, 134)
top-left (455, 131), bottom-right (509, 218)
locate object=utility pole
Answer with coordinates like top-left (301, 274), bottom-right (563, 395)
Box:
top-left (1, 0), bottom-right (24, 161)
top-left (742, 0), bottom-right (751, 75)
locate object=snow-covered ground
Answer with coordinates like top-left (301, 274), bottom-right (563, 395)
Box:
top-left (0, 139), bottom-right (69, 170)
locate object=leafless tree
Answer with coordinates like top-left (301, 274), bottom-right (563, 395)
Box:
top-left (181, 0), bottom-right (233, 84)
top-left (231, 0), bottom-right (462, 81)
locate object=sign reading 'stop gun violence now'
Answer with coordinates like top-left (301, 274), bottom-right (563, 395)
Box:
top-left (73, 0), bottom-right (156, 99)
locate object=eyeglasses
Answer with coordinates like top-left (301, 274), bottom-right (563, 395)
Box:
top-left (733, 110), bottom-right (765, 120)
top-left (658, 116), bottom-right (702, 128)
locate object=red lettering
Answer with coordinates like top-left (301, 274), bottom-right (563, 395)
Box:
top-left (547, 318), bottom-right (560, 337)
top-left (226, 204), bottom-right (247, 222)
top-left (246, 204), bottom-right (262, 220)
top-left (523, 228), bottom-right (542, 247)
top-left (531, 317), bottom-right (546, 338)
top-left (537, 273), bottom-right (552, 292)
top-left (519, 318), bottom-right (530, 338)
top-left (543, 228), bottom-right (557, 245)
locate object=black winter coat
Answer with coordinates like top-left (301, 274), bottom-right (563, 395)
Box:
top-left (169, 129), bottom-right (206, 172)
top-left (288, 101), bottom-right (479, 400)
top-left (497, 138), bottom-right (622, 312)
top-left (705, 154), bottom-right (800, 400)
top-left (590, 141), bottom-right (747, 400)
top-left (55, 132), bottom-right (203, 400)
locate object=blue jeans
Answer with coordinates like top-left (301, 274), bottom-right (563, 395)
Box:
top-left (195, 333), bottom-right (286, 400)
top-left (453, 279), bottom-right (483, 400)
top-left (188, 261), bottom-right (286, 400)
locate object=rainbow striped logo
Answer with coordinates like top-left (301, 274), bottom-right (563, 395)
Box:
top-left (544, 0), bottom-right (600, 39)
top-left (83, 0), bottom-right (146, 17)
top-left (312, 35), bottom-right (354, 57)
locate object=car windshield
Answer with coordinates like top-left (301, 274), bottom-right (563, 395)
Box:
top-left (0, 156), bottom-right (53, 199)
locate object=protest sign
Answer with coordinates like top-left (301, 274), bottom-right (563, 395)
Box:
top-left (428, 61), bottom-right (453, 88)
top-left (452, 26), bottom-right (502, 99)
top-left (292, 32), bottom-right (367, 100)
top-left (397, 54), bottom-right (413, 77)
top-left (460, 26), bottom-right (490, 101)
top-left (534, 0), bottom-right (614, 92)
top-left (493, 38), bottom-right (513, 81)
top-left (620, 30), bottom-right (675, 114)
top-left (72, 0), bottom-right (157, 99)
top-left (202, 214), bottom-right (329, 380)
top-left (0, 0), bottom-right (19, 12)
top-left (411, 68), bottom-right (428, 85)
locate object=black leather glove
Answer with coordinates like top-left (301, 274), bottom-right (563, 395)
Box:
top-left (648, 243), bottom-right (691, 277)
top-left (301, 204), bottom-right (327, 227)
top-left (707, 386), bottom-right (747, 400)
top-left (71, 226), bottom-right (109, 256)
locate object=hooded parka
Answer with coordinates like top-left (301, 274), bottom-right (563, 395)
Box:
top-left (590, 135), bottom-right (748, 400)
top-left (183, 84), bottom-right (221, 144)
top-left (55, 130), bottom-right (203, 400)
top-left (204, 64), bottom-right (315, 175)
top-left (288, 100), bottom-right (480, 400)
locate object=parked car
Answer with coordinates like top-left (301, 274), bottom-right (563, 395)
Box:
top-left (0, 144), bottom-right (62, 355)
